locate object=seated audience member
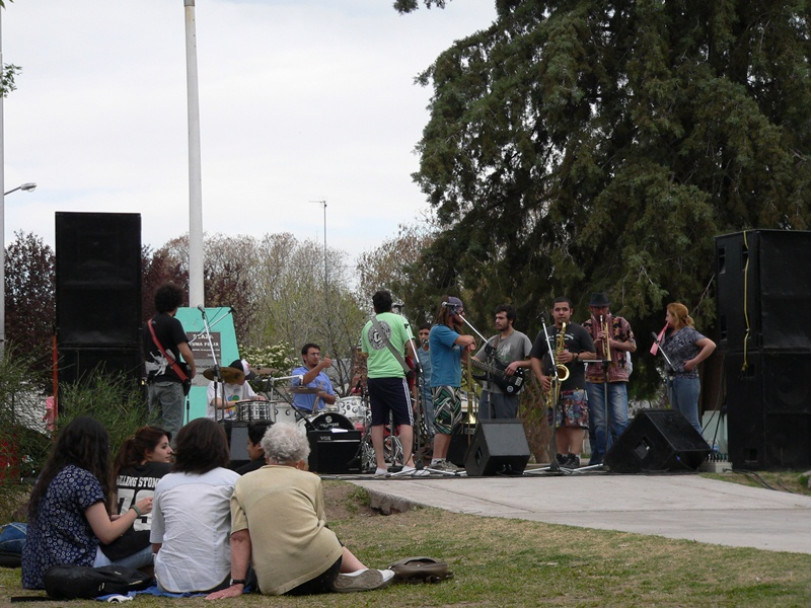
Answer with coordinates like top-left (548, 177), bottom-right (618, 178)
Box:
top-left (151, 418), bottom-right (239, 594)
top-left (206, 423), bottom-right (394, 598)
top-left (22, 417), bottom-right (153, 589)
top-left (235, 421), bottom-right (272, 475)
top-left (97, 425), bottom-right (173, 568)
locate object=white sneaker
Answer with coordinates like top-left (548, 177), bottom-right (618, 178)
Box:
top-left (332, 568), bottom-right (395, 592)
top-left (374, 467), bottom-right (389, 477)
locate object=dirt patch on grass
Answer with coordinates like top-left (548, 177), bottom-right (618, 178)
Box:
top-left (323, 480), bottom-right (378, 521)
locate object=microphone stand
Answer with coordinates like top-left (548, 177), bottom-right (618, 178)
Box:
top-left (651, 330), bottom-right (676, 408)
top-left (197, 306), bottom-right (224, 423)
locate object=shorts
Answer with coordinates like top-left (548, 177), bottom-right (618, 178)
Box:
top-left (431, 386), bottom-right (462, 435)
top-left (367, 377), bottom-right (413, 427)
top-left (548, 389), bottom-right (589, 429)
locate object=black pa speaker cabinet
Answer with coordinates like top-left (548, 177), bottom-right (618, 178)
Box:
top-left (56, 212), bottom-right (142, 387)
top-left (604, 409), bottom-right (710, 473)
top-left (725, 352), bottom-right (811, 470)
top-left (307, 430), bottom-right (362, 474)
top-left (715, 230), bottom-right (811, 352)
top-left (464, 420), bottom-right (530, 477)
top-left (447, 422), bottom-right (476, 467)
top-left (223, 421), bottom-right (251, 467)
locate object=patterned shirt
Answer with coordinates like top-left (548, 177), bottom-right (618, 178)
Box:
top-left (661, 326), bottom-right (706, 379)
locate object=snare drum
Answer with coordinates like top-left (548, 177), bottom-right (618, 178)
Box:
top-left (236, 400), bottom-right (273, 422)
top-left (337, 396), bottom-right (366, 426)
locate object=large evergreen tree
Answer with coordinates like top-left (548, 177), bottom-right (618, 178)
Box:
top-left (403, 0), bottom-right (811, 392)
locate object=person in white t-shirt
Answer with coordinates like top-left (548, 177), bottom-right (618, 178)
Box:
top-left (206, 359), bottom-right (267, 421)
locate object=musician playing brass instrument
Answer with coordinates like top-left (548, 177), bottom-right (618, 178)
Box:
top-left (472, 304), bottom-right (532, 420)
top-left (582, 292), bottom-right (637, 466)
top-left (530, 297), bottom-right (596, 468)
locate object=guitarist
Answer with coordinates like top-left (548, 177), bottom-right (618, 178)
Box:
top-left (473, 304), bottom-right (532, 419)
top-left (143, 283), bottom-right (197, 442)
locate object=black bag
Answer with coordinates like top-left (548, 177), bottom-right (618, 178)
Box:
top-left (44, 564), bottom-right (152, 599)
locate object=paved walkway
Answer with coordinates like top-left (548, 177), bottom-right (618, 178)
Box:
top-left (348, 471), bottom-right (811, 554)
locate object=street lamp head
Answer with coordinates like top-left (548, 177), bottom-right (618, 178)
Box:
top-left (20, 182), bottom-right (37, 192)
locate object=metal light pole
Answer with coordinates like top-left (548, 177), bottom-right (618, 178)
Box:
top-left (184, 0), bottom-right (204, 308)
top-left (1, 182), bottom-right (37, 360)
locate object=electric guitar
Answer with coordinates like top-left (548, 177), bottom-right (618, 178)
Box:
top-left (470, 358), bottom-right (527, 394)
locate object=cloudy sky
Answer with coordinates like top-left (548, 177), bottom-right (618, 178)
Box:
top-left (2, 0), bottom-right (496, 265)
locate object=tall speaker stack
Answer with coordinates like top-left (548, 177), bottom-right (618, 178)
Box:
top-left (56, 212), bottom-right (142, 390)
top-left (715, 230), bottom-right (811, 469)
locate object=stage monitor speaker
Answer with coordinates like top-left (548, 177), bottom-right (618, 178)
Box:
top-left (604, 409), bottom-right (709, 473)
top-left (447, 422), bottom-right (476, 467)
top-left (307, 430), bottom-right (362, 474)
top-left (222, 421), bottom-right (251, 467)
top-left (725, 352), bottom-right (811, 469)
top-left (464, 420), bottom-right (530, 477)
top-left (715, 230), bottom-right (811, 352)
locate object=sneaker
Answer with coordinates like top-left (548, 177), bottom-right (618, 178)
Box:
top-left (374, 467), bottom-right (389, 477)
top-left (564, 454), bottom-right (581, 468)
top-left (431, 459), bottom-right (460, 473)
top-left (332, 568), bottom-right (395, 593)
top-left (555, 453), bottom-right (567, 466)
top-left (400, 465), bottom-right (430, 477)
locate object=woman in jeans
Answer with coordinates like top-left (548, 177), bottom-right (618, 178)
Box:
top-left (660, 302), bottom-right (716, 434)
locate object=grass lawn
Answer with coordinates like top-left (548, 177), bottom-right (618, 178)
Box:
top-left (3, 476), bottom-right (811, 607)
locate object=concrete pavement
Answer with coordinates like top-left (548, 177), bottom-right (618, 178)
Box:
top-left (347, 470), bottom-right (811, 554)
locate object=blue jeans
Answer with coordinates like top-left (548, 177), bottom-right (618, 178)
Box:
top-left (147, 381), bottom-right (185, 441)
top-left (667, 376), bottom-right (702, 434)
top-left (585, 381), bottom-right (629, 463)
top-left (478, 391), bottom-right (519, 419)
top-left (94, 544), bottom-right (154, 569)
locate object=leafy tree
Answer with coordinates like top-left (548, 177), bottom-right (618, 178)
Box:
top-left (405, 0), bottom-right (811, 396)
top-left (4, 231), bottom-right (55, 380)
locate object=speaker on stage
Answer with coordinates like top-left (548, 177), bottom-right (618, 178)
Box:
top-left (447, 422), bottom-right (476, 467)
top-left (464, 420), bottom-right (530, 477)
top-left (307, 430), bottom-right (362, 474)
top-left (222, 421), bottom-right (251, 468)
top-left (604, 409), bottom-right (710, 473)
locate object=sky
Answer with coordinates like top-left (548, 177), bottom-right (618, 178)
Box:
top-left (2, 0), bottom-right (497, 266)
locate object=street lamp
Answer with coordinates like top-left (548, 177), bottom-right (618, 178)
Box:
top-left (0, 181), bottom-right (38, 360)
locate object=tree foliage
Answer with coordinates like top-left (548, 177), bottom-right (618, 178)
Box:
top-left (406, 0), bottom-right (811, 394)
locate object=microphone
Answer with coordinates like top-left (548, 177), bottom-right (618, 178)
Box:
top-left (650, 331), bottom-right (661, 345)
top-left (197, 304), bottom-right (206, 317)
top-left (229, 307), bottom-right (237, 316)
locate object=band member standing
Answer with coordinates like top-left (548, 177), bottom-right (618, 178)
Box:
top-left (429, 296), bottom-right (476, 473)
top-left (530, 297), bottom-right (596, 468)
top-left (473, 304), bottom-right (532, 419)
top-left (416, 323), bottom-right (435, 438)
top-left (291, 343), bottom-right (337, 413)
top-left (582, 293), bottom-right (636, 466)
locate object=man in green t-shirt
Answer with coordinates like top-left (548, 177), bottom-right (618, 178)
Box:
top-left (360, 290), bottom-right (426, 477)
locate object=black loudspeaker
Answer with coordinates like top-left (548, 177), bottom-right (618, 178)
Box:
top-left (715, 230), bottom-right (811, 352)
top-left (56, 212), bottom-right (142, 387)
top-left (604, 410), bottom-right (710, 473)
top-left (464, 420), bottom-right (530, 477)
top-left (447, 423), bottom-right (476, 467)
top-left (307, 430), bottom-right (362, 474)
top-left (223, 421), bottom-right (251, 467)
top-left (725, 352), bottom-right (811, 469)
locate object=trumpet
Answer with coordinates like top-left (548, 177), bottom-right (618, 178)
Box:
top-left (600, 314), bottom-right (613, 364)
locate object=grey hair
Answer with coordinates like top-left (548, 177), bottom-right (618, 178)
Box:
top-left (261, 423), bottom-right (310, 464)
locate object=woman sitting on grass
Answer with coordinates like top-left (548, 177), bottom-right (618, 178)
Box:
top-left (21, 416), bottom-right (154, 589)
top-left (96, 425), bottom-right (173, 568)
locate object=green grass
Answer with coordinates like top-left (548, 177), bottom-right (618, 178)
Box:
top-left (3, 480), bottom-right (811, 607)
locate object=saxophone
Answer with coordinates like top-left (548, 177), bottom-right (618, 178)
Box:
top-left (553, 322), bottom-right (570, 382)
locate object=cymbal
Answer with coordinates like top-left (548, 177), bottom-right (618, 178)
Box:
top-left (292, 387), bottom-right (319, 394)
top-left (202, 366), bottom-right (245, 384)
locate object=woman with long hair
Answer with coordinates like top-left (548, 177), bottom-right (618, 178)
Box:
top-left (660, 302), bottom-right (717, 434)
top-left (150, 418), bottom-right (239, 594)
top-left (96, 426), bottom-right (173, 567)
top-left (22, 416), bottom-right (153, 589)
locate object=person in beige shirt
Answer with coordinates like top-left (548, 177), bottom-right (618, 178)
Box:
top-left (206, 423), bottom-right (394, 598)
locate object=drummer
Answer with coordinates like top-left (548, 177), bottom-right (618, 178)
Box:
top-left (291, 343), bottom-right (337, 413)
top-left (206, 359), bottom-right (268, 420)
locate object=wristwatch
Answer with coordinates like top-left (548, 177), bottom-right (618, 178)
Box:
top-left (230, 578), bottom-right (246, 586)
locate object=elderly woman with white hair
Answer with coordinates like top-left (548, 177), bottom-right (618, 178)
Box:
top-left (206, 423), bottom-right (394, 598)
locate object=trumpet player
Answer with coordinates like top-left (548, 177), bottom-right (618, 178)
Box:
top-left (530, 297), bottom-right (596, 468)
top-left (582, 293), bottom-right (637, 466)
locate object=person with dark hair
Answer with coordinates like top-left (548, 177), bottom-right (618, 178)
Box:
top-left (428, 296), bottom-right (476, 473)
top-left (235, 421), bottom-right (272, 475)
top-left (659, 302), bottom-right (716, 435)
top-left (150, 418), bottom-right (239, 594)
top-left (530, 297), bottom-right (596, 468)
top-left (291, 343), bottom-right (337, 413)
top-left (360, 290), bottom-right (424, 476)
top-left (416, 323), bottom-right (434, 439)
top-left (582, 292), bottom-right (637, 466)
top-left (206, 423), bottom-right (394, 599)
top-left (97, 426), bottom-right (173, 567)
top-left (143, 283), bottom-right (196, 440)
top-left (206, 359), bottom-right (267, 421)
top-left (473, 304), bottom-right (532, 419)
top-left (22, 416), bottom-right (154, 589)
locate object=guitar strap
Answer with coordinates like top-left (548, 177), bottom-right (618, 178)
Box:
top-left (370, 315), bottom-right (411, 376)
top-left (147, 317), bottom-right (189, 382)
